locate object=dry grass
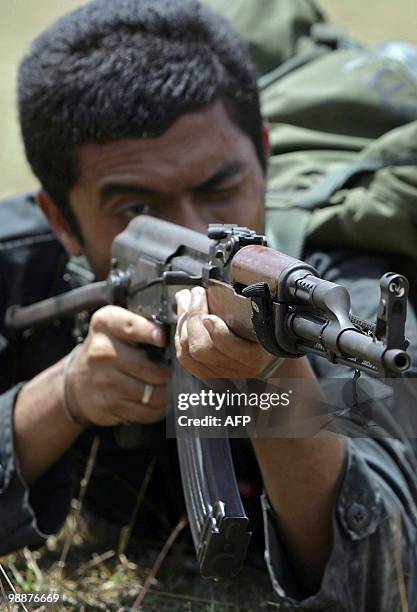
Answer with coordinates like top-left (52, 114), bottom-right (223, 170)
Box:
top-left (0, 438), bottom-right (275, 611)
top-left (0, 521), bottom-right (276, 611)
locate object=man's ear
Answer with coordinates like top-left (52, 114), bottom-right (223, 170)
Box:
top-left (37, 190), bottom-right (83, 256)
top-left (261, 122), bottom-right (271, 166)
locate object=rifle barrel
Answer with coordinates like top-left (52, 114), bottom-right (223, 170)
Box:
top-left (5, 282), bottom-right (108, 331)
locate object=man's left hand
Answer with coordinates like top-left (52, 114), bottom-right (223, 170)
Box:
top-left (175, 287), bottom-right (276, 379)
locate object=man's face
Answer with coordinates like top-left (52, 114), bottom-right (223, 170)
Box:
top-left (68, 99), bottom-right (266, 279)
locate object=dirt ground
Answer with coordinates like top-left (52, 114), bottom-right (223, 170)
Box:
top-left (0, 0), bottom-right (415, 199)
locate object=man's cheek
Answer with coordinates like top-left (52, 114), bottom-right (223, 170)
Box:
top-left (83, 238), bottom-right (113, 280)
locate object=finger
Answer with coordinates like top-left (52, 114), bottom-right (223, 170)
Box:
top-left (93, 368), bottom-right (169, 409)
top-left (177, 287), bottom-right (210, 338)
top-left (175, 289), bottom-right (192, 341)
top-left (175, 287), bottom-right (247, 377)
top-left (202, 314), bottom-right (270, 363)
top-left (184, 287), bottom-right (246, 371)
top-left (85, 332), bottom-right (171, 384)
top-left (110, 340), bottom-right (171, 384)
top-left (202, 315), bottom-right (272, 374)
top-left (174, 324), bottom-right (244, 379)
top-left (112, 399), bottom-right (167, 425)
top-left (125, 378), bottom-right (169, 410)
top-left (188, 286), bottom-right (209, 317)
top-left (174, 315), bottom-right (192, 369)
top-left (175, 289), bottom-right (192, 318)
top-left (90, 305), bottom-right (166, 347)
top-left (177, 298), bottom-right (217, 367)
top-left (175, 290), bottom-right (191, 362)
top-left (186, 286), bottom-right (213, 354)
top-left (174, 345), bottom-right (225, 379)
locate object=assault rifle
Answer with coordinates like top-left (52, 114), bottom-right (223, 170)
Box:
top-left (6, 216), bottom-right (410, 579)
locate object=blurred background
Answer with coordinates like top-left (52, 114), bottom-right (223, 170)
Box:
top-left (0, 0), bottom-right (415, 199)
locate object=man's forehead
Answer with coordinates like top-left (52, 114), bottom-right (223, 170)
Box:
top-left (75, 99), bottom-right (255, 188)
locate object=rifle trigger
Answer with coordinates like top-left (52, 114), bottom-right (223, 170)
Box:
top-left (242, 283), bottom-right (282, 357)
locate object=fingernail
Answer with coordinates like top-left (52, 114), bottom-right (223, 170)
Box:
top-left (176, 289), bottom-right (191, 310)
top-left (203, 317), bottom-right (214, 334)
top-left (191, 286), bottom-right (205, 300)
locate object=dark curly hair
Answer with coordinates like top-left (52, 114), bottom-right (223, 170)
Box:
top-left (18, 0), bottom-right (264, 234)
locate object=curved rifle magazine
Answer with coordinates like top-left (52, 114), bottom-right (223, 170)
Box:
top-left (171, 357), bottom-right (251, 580)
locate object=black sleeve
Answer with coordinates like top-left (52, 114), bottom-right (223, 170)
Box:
top-left (262, 435), bottom-right (417, 610)
top-left (0, 384), bottom-right (73, 555)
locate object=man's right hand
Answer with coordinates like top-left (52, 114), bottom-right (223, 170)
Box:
top-left (66, 305), bottom-right (171, 427)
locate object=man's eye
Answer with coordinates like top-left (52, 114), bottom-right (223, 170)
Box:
top-left (203, 184), bottom-right (241, 200)
top-left (117, 203), bottom-right (149, 217)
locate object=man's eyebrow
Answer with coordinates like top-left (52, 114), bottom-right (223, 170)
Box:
top-left (99, 184), bottom-right (159, 206)
top-left (98, 161), bottom-right (243, 205)
top-left (191, 161), bottom-right (243, 192)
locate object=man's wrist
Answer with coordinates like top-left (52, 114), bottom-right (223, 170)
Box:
top-left (62, 345), bottom-right (90, 428)
top-left (14, 359), bottom-right (85, 485)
